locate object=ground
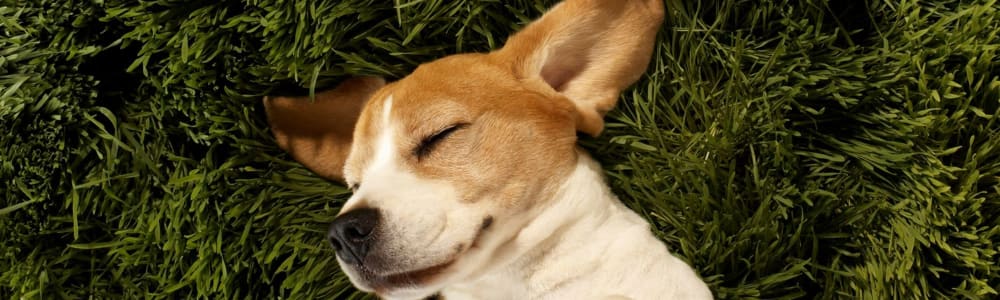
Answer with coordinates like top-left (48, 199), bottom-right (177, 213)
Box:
top-left (1, 0), bottom-right (998, 299)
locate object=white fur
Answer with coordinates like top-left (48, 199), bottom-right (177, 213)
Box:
top-left (436, 152), bottom-right (713, 300)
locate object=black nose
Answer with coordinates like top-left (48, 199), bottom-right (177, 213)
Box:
top-left (328, 208), bottom-right (380, 265)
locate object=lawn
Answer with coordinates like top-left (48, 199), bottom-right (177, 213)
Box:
top-left (1, 0), bottom-right (998, 299)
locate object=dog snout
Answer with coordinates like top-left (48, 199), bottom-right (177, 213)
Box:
top-left (328, 208), bottom-right (381, 265)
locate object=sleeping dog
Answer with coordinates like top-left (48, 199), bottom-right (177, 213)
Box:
top-left (264, 0), bottom-right (713, 298)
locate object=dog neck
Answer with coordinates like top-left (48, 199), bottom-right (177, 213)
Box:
top-left (438, 150), bottom-right (708, 299)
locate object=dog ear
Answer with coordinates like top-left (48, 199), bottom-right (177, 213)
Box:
top-left (263, 77), bottom-right (385, 183)
top-left (496, 0), bottom-right (664, 136)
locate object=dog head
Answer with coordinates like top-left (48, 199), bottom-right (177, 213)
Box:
top-left (264, 0), bottom-right (663, 298)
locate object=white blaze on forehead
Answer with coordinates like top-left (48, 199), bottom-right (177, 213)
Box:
top-left (371, 95), bottom-right (395, 172)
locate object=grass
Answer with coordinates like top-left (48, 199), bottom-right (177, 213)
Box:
top-left (1, 0), bottom-right (999, 299)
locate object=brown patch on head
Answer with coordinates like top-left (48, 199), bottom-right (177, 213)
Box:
top-left (345, 54), bottom-right (581, 208)
top-left (403, 55), bottom-right (580, 207)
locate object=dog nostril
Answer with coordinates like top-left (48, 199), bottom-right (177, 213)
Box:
top-left (346, 227), bottom-right (366, 240)
top-left (328, 208), bottom-right (380, 262)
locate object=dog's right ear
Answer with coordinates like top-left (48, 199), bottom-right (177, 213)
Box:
top-left (495, 0), bottom-right (664, 136)
top-left (263, 77), bottom-right (385, 183)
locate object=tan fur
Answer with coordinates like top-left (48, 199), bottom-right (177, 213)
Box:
top-left (345, 54), bottom-right (580, 208)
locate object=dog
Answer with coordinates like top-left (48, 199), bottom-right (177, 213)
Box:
top-left (263, 0), bottom-right (712, 298)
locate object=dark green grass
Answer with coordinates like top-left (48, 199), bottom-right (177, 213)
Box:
top-left (2, 0), bottom-right (998, 299)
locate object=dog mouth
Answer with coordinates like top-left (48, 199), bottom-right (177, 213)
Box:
top-left (353, 216), bottom-right (494, 294)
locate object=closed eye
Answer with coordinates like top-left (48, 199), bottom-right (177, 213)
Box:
top-left (414, 123), bottom-right (468, 159)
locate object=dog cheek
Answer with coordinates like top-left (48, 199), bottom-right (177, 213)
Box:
top-left (373, 208), bottom-right (444, 268)
top-left (370, 182), bottom-right (482, 270)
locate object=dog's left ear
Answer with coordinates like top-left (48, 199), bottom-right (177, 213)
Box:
top-left (496, 0), bottom-right (664, 136)
top-left (263, 77), bottom-right (385, 183)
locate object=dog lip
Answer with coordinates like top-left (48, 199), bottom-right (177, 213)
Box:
top-left (367, 258), bottom-right (457, 294)
top-left (386, 258), bottom-right (455, 284)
